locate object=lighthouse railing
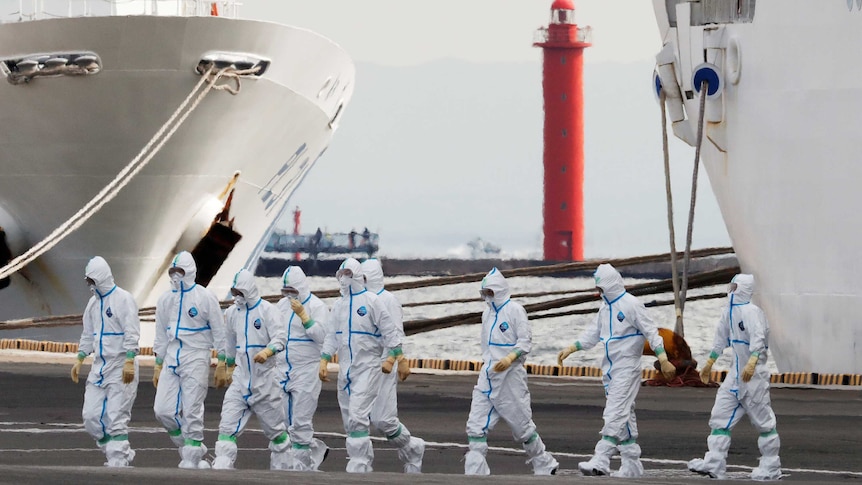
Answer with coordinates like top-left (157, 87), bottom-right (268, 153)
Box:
top-left (533, 25), bottom-right (592, 45)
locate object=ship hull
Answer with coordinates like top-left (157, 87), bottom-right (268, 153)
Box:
top-left (0, 15), bottom-right (354, 319)
top-left (655, 0), bottom-right (862, 373)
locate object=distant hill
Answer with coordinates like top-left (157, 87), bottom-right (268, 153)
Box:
top-left (283, 59), bottom-right (730, 259)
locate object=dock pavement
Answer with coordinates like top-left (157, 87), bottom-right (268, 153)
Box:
top-left (0, 354), bottom-right (860, 484)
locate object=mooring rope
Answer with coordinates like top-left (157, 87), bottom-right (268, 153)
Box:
top-left (678, 79), bottom-right (710, 334)
top-left (659, 90), bottom-right (684, 336)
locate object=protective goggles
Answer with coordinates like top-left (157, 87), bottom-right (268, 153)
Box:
top-left (335, 268), bottom-right (353, 279)
top-left (727, 282), bottom-right (738, 293)
top-left (479, 288), bottom-right (494, 299)
top-left (230, 288), bottom-right (244, 298)
top-left (281, 286), bottom-right (299, 298)
top-left (84, 277), bottom-right (95, 286)
top-left (168, 267), bottom-right (185, 277)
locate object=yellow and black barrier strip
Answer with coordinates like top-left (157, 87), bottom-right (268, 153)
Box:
top-left (2, 338), bottom-right (861, 386)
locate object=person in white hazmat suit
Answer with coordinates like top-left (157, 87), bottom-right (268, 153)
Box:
top-left (464, 267), bottom-right (559, 476)
top-left (361, 259), bottom-right (426, 473)
top-left (319, 257), bottom-right (408, 473)
top-left (71, 256), bottom-right (140, 467)
top-left (557, 263), bottom-right (676, 478)
top-left (153, 251), bottom-right (226, 469)
top-left (688, 274), bottom-right (782, 481)
top-left (212, 269), bottom-right (290, 469)
top-left (275, 265), bottom-right (330, 471)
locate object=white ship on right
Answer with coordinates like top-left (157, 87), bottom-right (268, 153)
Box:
top-left (652, 0), bottom-right (862, 374)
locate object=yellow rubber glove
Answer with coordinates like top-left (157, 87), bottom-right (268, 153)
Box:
top-left (290, 298), bottom-right (311, 323)
top-left (254, 346), bottom-right (275, 363)
top-left (397, 355), bottom-right (411, 382)
top-left (741, 353), bottom-right (759, 382)
top-left (700, 355), bottom-right (717, 384)
top-left (382, 354), bottom-right (396, 374)
top-left (493, 351), bottom-right (520, 372)
top-left (382, 347), bottom-right (404, 374)
top-left (214, 359), bottom-right (227, 389)
top-left (319, 354), bottom-right (331, 382)
top-left (153, 358), bottom-right (163, 389)
top-left (657, 350), bottom-right (677, 380)
top-left (70, 351), bottom-right (86, 384)
top-left (557, 342), bottom-right (580, 367)
top-left (226, 362), bottom-right (236, 385)
top-left (122, 353), bottom-right (136, 384)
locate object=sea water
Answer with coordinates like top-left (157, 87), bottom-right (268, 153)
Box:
top-left (1, 274), bottom-right (775, 374)
top-left (257, 275), bottom-right (778, 373)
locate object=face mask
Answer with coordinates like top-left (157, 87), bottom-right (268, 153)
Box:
top-left (338, 274), bottom-right (351, 289)
top-left (88, 284), bottom-right (97, 295)
top-left (727, 282), bottom-right (737, 296)
top-left (233, 295), bottom-right (246, 307)
top-left (170, 272), bottom-right (183, 290)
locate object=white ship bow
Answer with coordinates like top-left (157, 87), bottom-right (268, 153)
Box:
top-left (0, 4), bottom-right (354, 321)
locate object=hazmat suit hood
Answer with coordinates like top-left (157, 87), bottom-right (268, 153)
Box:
top-left (337, 257), bottom-right (366, 294)
top-left (85, 256), bottom-right (116, 296)
top-left (281, 265), bottom-right (311, 301)
top-left (170, 251), bottom-right (198, 288)
top-left (594, 263), bottom-right (626, 302)
top-left (480, 267), bottom-right (511, 308)
top-left (231, 268), bottom-right (261, 305)
top-left (361, 259), bottom-right (385, 294)
top-left (729, 273), bottom-right (754, 305)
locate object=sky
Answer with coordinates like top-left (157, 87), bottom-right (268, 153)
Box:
top-left (241, 0), bottom-right (664, 66)
top-left (237, 0), bottom-right (731, 259)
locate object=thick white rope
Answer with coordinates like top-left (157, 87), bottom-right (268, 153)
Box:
top-left (678, 80), bottom-right (710, 323)
top-left (0, 66), bottom-right (252, 280)
top-left (660, 91), bottom-right (684, 337)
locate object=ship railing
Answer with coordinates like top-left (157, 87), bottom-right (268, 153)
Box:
top-left (664, 0), bottom-right (755, 26)
top-left (2, 0), bottom-right (240, 23)
top-left (533, 25), bottom-right (593, 45)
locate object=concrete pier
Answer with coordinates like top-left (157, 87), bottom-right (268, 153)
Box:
top-left (0, 361), bottom-right (859, 483)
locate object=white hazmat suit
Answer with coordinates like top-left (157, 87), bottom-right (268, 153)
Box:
top-left (362, 259), bottom-right (426, 473)
top-left (563, 263), bottom-right (673, 478)
top-left (275, 266), bottom-right (330, 471)
top-left (464, 268), bottom-right (558, 476)
top-left (688, 274), bottom-right (782, 481)
top-left (153, 251), bottom-right (225, 468)
top-left (212, 269), bottom-right (289, 470)
top-left (320, 258), bottom-right (405, 473)
top-left (74, 256), bottom-right (140, 467)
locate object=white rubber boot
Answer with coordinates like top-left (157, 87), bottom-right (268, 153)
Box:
top-left (578, 437), bottom-right (617, 476)
top-left (464, 438), bottom-right (490, 475)
top-left (689, 431), bottom-right (731, 479)
top-left (751, 430), bottom-right (782, 480)
top-left (212, 440), bottom-right (237, 470)
top-left (310, 438), bottom-right (329, 470)
top-left (523, 434), bottom-right (558, 475)
top-left (269, 433), bottom-right (291, 471)
top-left (389, 426), bottom-right (425, 473)
top-left (345, 435), bottom-right (374, 473)
top-left (611, 441), bottom-right (644, 478)
top-left (179, 443), bottom-right (209, 469)
top-left (104, 438), bottom-right (134, 468)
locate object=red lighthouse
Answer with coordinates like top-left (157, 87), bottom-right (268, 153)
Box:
top-left (534, 0), bottom-right (591, 261)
